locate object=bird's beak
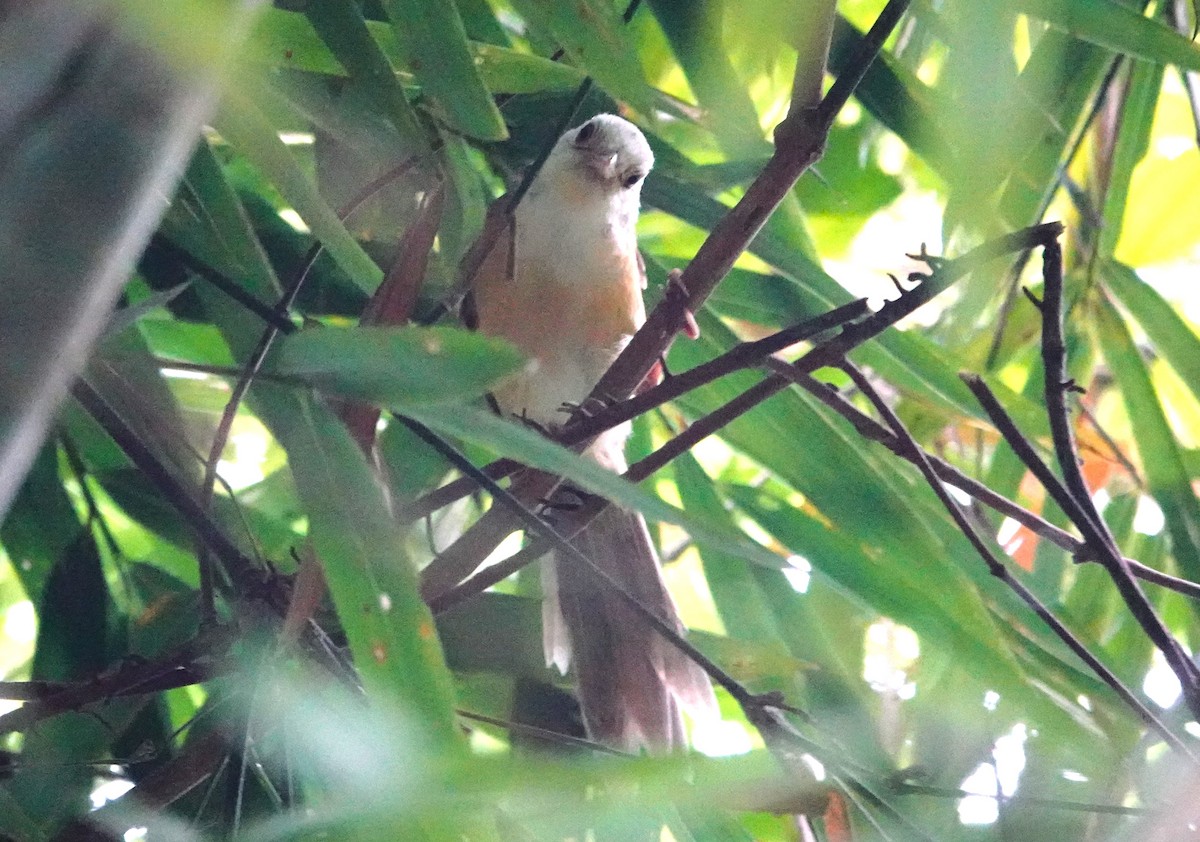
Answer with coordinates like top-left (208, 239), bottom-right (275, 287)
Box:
top-left (583, 151), bottom-right (620, 182)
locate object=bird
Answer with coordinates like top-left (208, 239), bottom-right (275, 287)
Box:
top-left (465, 113), bottom-right (717, 751)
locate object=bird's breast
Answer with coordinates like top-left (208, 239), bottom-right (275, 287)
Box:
top-left (474, 187), bottom-right (646, 425)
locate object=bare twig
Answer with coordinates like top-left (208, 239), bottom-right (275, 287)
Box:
top-left (429, 224), bottom-right (1063, 609)
top-left (407, 300), bottom-right (870, 524)
top-left (845, 362), bottom-right (1195, 761)
top-left (1038, 239), bottom-right (1200, 711)
top-left (965, 375), bottom-right (1200, 723)
top-left (71, 380), bottom-right (260, 591)
top-left (769, 361), bottom-right (1200, 600)
top-left (557, 299), bottom-right (871, 449)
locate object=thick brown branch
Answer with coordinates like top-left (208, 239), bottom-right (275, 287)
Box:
top-left (427, 223), bottom-right (1062, 603)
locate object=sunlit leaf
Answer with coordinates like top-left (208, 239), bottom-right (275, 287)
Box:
top-left (1093, 292), bottom-right (1200, 581)
top-left (506, 0), bottom-right (656, 115)
top-left (1017, 0), bottom-right (1200, 71)
top-left (272, 325), bottom-right (524, 406)
top-left (379, 0), bottom-right (508, 140)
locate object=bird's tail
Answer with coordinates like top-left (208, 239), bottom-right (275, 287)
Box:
top-left (542, 439), bottom-right (717, 750)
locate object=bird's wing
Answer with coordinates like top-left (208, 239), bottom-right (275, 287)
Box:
top-left (458, 193), bottom-right (514, 331)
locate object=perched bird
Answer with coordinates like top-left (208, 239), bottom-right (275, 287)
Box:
top-left (467, 114), bottom-right (716, 750)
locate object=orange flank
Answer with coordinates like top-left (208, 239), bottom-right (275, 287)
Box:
top-left (472, 216), bottom-right (644, 365)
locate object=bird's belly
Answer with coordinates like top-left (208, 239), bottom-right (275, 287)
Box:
top-left (480, 187), bottom-right (643, 431)
top-left (492, 337), bottom-right (624, 428)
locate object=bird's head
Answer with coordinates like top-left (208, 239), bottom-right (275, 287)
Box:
top-left (543, 114), bottom-right (654, 197)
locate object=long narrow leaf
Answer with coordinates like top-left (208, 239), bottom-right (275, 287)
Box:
top-left (271, 392), bottom-right (461, 741)
top-left (1018, 0), bottom-right (1200, 71)
top-left (1093, 291), bottom-right (1200, 581)
top-left (404, 402), bottom-right (788, 572)
top-left (378, 0), bottom-right (507, 140)
top-left (214, 94), bottom-right (384, 292)
top-left (1103, 260), bottom-right (1200, 409)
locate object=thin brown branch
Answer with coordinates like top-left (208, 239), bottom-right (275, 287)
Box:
top-left (844, 362), bottom-right (1196, 764)
top-left (769, 361), bottom-right (1200, 600)
top-left (147, 236), bottom-right (294, 332)
top-left (71, 380), bottom-right (261, 591)
top-left (408, 301), bottom-right (869, 524)
top-left (560, 299), bottom-right (871, 448)
top-left (965, 375), bottom-right (1200, 722)
top-left (1038, 238), bottom-right (1200, 709)
top-left (426, 223), bottom-right (1062, 602)
top-left (0, 627), bottom-right (233, 737)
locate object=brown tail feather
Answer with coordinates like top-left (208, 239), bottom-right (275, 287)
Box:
top-left (547, 503), bottom-right (717, 751)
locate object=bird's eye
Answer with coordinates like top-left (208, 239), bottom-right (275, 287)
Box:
top-left (575, 121), bottom-right (597, 144)
top-left (622, 171), bottom-right (644, 188)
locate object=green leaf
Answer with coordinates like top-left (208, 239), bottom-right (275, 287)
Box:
top-left (301, 0), bottom-right (425, 143)
top-left (102, 282), bottom-right (190, 342)
top-left (995, 29), bottom-right (1112, 230)
top-left (378, 0), bottom-right (508, 140)
top-left (1017, 0), bottom-right (1200, 71)
top-left (471, 44), bottom-right (588, 94)
top-left (672, 452), bottom-right (784, 645)
top-left (10, 529), bottom-right (111, 827)
top-left (1, 444), bottom-right (81, 606)
top-left (164, 137), bottom-right (282, 303)
top-left (828, 15), bottom-right (949, 168)
top-left (213, 95), bottom-right (384, 292)
top-left (1103, 261), bottom-right (1200, 410)
top-left (270, 390), bottom-right (461, 742)
top-left (0, 788), bottom-right (38, 842)
top-left (647, 0), bottom-right (767, 156)
top-left (436, 592), bottom-right (546, 678)
top-left (1099, 59), bottom-right (1164, 258)
top-left (271, 325), bottom-right (525, 406)
top-left (253, 8), bottom-right (583, 94)
top-left (1093, 292), bottom-right (1200, 582)
top-left (728, 484), bottom-right (1106, 740)
top-left (506, 0), bottom-right (655, 115)
top-left (402, 402), bottom-right (789, 572)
